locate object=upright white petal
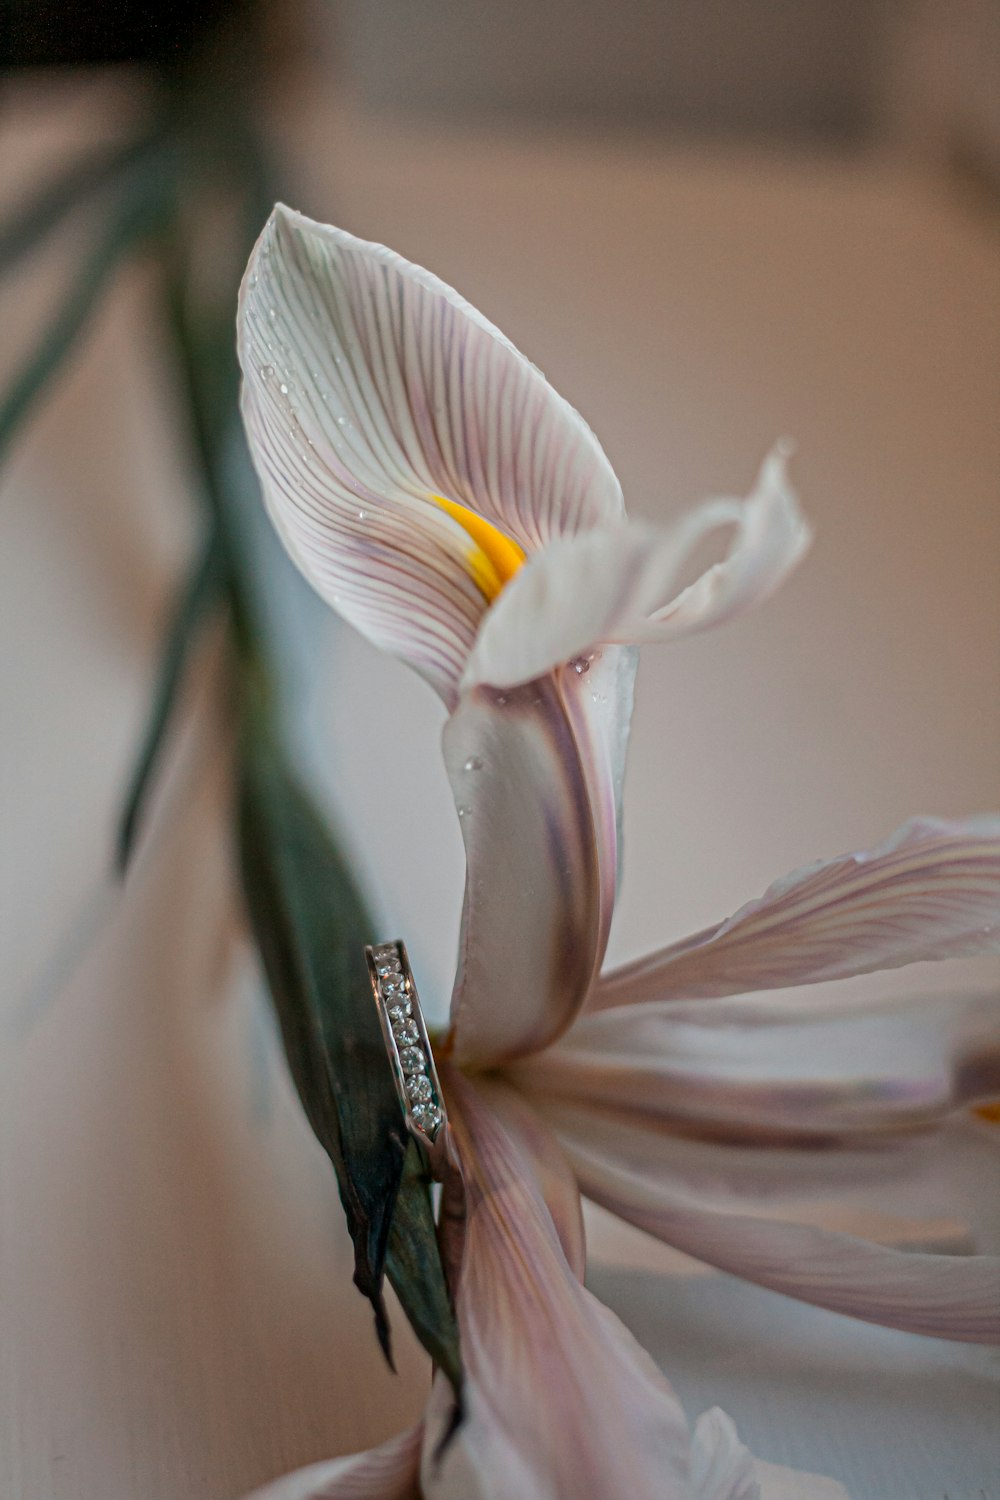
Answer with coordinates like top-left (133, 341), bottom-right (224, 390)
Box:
top-left (238, 206), bottom-right (623, 703)
top-left (463, 447), bottom-right (809, 690)
top-left (591, 816), bottom-right (1000, 1011)
top-left (445, 661), bottom-right (634, 1067)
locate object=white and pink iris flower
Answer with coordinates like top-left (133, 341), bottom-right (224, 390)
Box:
top-left (236, 207), bottom-right (1000, 1500)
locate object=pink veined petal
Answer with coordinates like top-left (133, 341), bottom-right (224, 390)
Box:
top-left (467, 1077), bottom-right (588, 1275)
top-left (241, 1425), bottom-right (423, 1500)
top-left (423, 1069), bottom-right (695, 1500)
top-left (539, 1093), bottom-right (979, 1214)
top-left (548, 1101), bottom-right (1000, 1343)
top-left (238, 206), bottom-right (623, 705)
top-left (462, 446), bottom-right (810, 691)
top-left (510, 992), bottom-right (1000, 1143)
top-left (444, 664), bottom-right (632, 1068)
top-left (590, 815), bottom-right (1000, 1012)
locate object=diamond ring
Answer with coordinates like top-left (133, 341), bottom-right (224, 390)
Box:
top-left (365, 940), bottom-right (453, 1179)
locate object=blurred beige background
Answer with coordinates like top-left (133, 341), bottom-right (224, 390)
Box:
top-left (2, 4), bottom-right (999, 1497)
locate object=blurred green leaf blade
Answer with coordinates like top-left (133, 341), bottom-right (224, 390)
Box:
top-left (117, 530), bottom-right (223, 873)
top-left (0, 143), bottom-right (173, 464)
top-left (237, 715), bottom-right (400, 1351)
top-left (155, 114), bottom-right (461, 1390)
top-left (0, 130), bottom-right (160, 277)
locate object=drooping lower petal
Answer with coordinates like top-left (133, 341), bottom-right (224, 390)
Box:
top-left (462, 447), bottom-right (809, 691)
top-left (444, 673), bottom-right (623, 1068)
top-left (550, 1102), bottom-right (1000, 1342)
top-left (425, 1075), bottom-right (849, 1498)
top-left (238, 206), bottom-right (624, 704)
top-left (590, 815), bottom-right (1000, 1012)
top-left (242, 1424), bottom-right (423, 1500)
top-left (423, 1071), bottom-right (695, 1499)
top-left (511, 992), bottom-right (1000, 1143)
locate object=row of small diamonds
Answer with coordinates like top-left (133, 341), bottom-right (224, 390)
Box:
top-left (371, 944), bottom-right (443, 1138)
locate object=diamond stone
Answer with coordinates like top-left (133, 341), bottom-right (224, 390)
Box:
top-left (393, 1018), bottom-right (420, 1045)
top-left (381, 974), bottom-right (407, 996)
top-left (386, 1000), bottom-right (412, 1023)
top-left (399, 1046), bottom-right (425, 1075)
top-left (376, 959), bottom-right (402, 978)
top-left (411, 1103), bottom-right (443, 1136)
top-left (406, 1075), bottom-right (433, 1104)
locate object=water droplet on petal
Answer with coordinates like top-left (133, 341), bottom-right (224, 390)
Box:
top-left (268, 307), bottom-right (277, 320)
top-left (463, 756), bottom-right (483, 772)
top-left (571, 654), bottom-right (594, 675)
top-left (248, 273), bottom-right (258, 287)
top-left (279, 382), bottom-right (289, 395)
top-left (260, 364), bottom-right (274, 379)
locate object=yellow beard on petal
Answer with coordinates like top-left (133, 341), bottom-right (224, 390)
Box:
top-left (433, 495), bottom-right (526, 602)
top-left (974, 1101), bottom-right (1000, 1123)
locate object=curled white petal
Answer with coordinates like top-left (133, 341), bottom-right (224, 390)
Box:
top-left (463, 446), bottom-right (810, 691)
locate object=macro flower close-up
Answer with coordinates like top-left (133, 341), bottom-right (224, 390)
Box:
top-left (234, 209), bottom-right (1000, 1499)
top-left (3, 11), bottom-right (999, 1498)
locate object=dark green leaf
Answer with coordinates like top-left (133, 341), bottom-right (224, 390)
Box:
top-left (158, 114), bottom-right (460, 1389)
top-left (386, 1140), bottom-right (462, 1392)
top-left (116, 529), bottom-right (224, 874)
top-left (236, 715), bottom-right (405, 1356)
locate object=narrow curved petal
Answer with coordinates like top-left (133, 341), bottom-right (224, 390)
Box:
top-left (591, 816), bottom-right (1000, 1012)
top-left (444, 665), bottom-right (632, 1067)
top-left (551, 1103), bottom-right (1000, 1342)
top-left (424, 1070), bottom-right (695, 1499)
top-left (242, 1425), bottom-right (423, 1500)
top-left (511, 992), bottom-right (1000, 1142)
top-left (463, 447), bottom-right (809, 690)
top-left (238, 206), bottom-right (623, 703)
